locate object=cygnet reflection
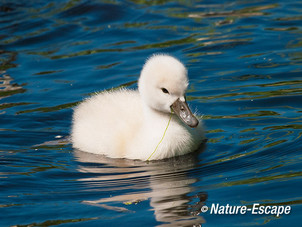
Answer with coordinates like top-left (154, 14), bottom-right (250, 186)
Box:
top-left (74, 147), bottom-right (207, 226)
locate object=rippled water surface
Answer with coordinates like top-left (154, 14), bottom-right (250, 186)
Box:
top-left (1, 0), bottom-right (302, 226)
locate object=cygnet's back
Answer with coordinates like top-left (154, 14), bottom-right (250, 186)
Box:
top-left (72, 89), bottom-right (143, 158)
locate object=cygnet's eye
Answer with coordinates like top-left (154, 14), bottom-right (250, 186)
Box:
top-left (161, 88), bottom-right (169, 94)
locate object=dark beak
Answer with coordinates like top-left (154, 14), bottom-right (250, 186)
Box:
top-left (171, 98), bottom-right (199, 128)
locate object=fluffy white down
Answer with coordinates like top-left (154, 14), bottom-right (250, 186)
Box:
top-left (71, 54), bottom-right (205, 160)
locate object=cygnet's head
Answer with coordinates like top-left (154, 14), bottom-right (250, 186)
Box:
top-left (138, 54), bottom-right (198, 128)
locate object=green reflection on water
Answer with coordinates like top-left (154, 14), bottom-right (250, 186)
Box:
top-left (96, 62), bottom-right (121, 69)
top-left (13, 217), bottom-right (99, 227)
top-left (16, 101), bottom-right (79, 114)
top-left (208, 136), bottom-right (225, 144)
top-left (0, 88), bottom-right (27, 98)
top-left (259, 164), bottom-right (284, 173)
top-left (33, 70), bottom-right (64, 76)
top-left (264, 124), bottom-right (302, 130)
top-left (207, 149), bottom-right (260, 164)
top-left (240, 128), bottom-right (256, 133)
top-left (207, 129), bottom-right (225, 133)
top-left (264, 139), bottom-right (287, 148)
top-left (242, 198), bottom-right (302, 207)
top-left (0, 102), bottom-right (33, 111)
top-left (239, 138), bottom-right (259, 145)
top-left (199, 87), bottom-right (302, 102)
top-left (204, 110), bottom-right (280, 120)
top-left (218, 171), bottom-right (302, 187)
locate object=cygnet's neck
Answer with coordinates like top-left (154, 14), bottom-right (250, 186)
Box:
top-left (141, 103), bottom-right (172, 129)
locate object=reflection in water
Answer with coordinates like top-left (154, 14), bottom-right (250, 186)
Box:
top-left (0, 51), bottom-right (24, 99)
top-left (74, 149), bottom-right (207, 226)
top-left (187, 4), bottom-right (278, 19)
top-left (0, 50), bottom-right (27, 112)
top-left (0, 73), bottom-right (25, 99)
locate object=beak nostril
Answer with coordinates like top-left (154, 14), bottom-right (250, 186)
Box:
top-left (171, 98), bottom-right (198, 128)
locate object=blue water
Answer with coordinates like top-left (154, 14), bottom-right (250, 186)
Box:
top-left (1, 0), bottom-right (302, 226)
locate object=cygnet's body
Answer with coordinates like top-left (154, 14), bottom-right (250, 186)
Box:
top-left (71, 54), bottom-right (205, 160)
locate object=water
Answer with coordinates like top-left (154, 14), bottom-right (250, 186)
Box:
top-left (1, 0), bottom-right (302, 226)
